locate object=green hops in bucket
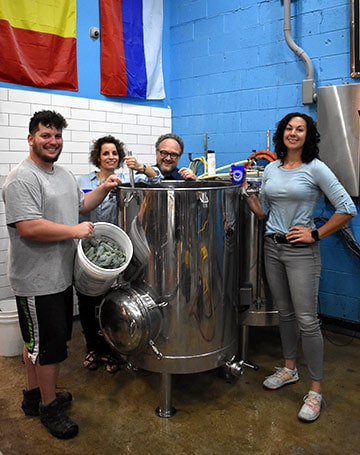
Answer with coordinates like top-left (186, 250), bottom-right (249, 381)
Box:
top-left (82, 235), bottom-right (127, 269)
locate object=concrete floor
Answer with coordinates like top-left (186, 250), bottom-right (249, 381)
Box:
top-left (0, 319), bottom-right (359, 455)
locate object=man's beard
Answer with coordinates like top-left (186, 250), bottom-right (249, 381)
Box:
top-left (159, 163), bottom-right (175, 176)
top-left (32, 142), bottom-right (61, 163)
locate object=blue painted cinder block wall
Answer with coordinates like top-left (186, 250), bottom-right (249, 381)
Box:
top-left (168, 0), bottom-right (353, 161)
top-left (0, 0), bottom-right (359, 323)
top-left (167, 0), bottom-right (360, 324)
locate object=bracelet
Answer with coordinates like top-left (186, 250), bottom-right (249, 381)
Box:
top-left (311, 229), bottom-right (320, 241)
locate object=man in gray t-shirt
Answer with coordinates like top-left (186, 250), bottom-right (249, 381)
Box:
top-left (2, 110), bottom-right (120, 440)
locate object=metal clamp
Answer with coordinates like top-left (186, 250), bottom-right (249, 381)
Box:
top-left (197, 191), bottom-right (209, 208)
top-left (149, 339), bottom-right (163, 360)
top-left (123, 191), bottom-right (136, 207)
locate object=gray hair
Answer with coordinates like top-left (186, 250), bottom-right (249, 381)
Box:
top-left (155, 133), bottom-right (184, 156)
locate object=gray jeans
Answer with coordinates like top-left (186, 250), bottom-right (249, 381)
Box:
top-left (264, 237), bottom-right (323, 381)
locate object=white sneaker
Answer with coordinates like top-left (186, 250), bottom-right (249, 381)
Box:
top-left (263, 367), bottom-right (299, 390)
top-left (298, 391), bottom-right (322, 422)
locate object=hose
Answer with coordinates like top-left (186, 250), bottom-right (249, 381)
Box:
top-left (189, 155), bottom-right (207, 175)
top-left (193, 149), bottom-right (277, 180)
top-left (314, 217), bottom-right (360, 259)
top-left (315, 216), bottom-right (359, 343)
top-left (248, 150), bottom-right (277, 163)
top-left (198, 173), bottom-right (231, 180)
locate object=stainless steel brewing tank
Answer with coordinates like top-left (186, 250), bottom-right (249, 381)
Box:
top-left (101, 181), bottom-right (240, 374)
top-left (237, 185), bottom-right (277, 327)
top-left (237, 175), bottom-right (278, 362)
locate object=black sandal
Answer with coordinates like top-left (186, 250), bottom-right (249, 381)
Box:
top-left (101, 354), bottom-right (124, 374)
top-left (83, 351), bottom-right (102, 370)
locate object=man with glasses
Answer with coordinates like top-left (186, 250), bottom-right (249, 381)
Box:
top-left (125, 133), bottom-right (197, 181)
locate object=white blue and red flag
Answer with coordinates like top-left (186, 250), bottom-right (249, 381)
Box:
top-left (100, 0), bottom-right (165, 99)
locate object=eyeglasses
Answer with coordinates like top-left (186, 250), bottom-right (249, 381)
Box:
top-left (158, 150), bottom-right (181, 160)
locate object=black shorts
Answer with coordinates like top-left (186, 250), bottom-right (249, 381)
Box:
top-left (16, 286), bottom-right (74, 365)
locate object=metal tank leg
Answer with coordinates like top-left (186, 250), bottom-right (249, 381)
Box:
top-left (238, 325), bottom-right (259, 372)
top-left (155, 372), bottom-right (176, 418)
top-left (240, 325), bottom-right (249, 360)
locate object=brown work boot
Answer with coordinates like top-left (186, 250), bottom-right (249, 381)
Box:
top-left (39, 397), bottom-right (78, 439)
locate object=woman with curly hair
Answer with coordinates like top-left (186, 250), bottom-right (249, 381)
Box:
top-left (77, 135), bottom-right (162, 373)
top-left (244, 113), bottom-right (357, 421)
top-left (77, 135), bottom-right (126, 374)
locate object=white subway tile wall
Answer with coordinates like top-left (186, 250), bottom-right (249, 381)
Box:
top-left (0, 88), bottom-right (172, 300)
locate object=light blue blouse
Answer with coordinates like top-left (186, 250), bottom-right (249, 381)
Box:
top-left (259, 158), bottom-right (358, 235)
top-left (78, 167), bottom-right (163, 224)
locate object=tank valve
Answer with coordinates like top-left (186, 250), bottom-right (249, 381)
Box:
top-left (225, 360), bottom-right (244, 378)
top-left (224, 356), bottom-right (259, 378)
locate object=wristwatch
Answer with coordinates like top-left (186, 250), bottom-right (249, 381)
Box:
top-left (311, 229), bottom-right (320, 241)
top-left (142, 164), bottom-right (147, 174)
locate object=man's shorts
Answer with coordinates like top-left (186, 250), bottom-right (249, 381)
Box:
top-left (16, 286), bottom-right (74, 365)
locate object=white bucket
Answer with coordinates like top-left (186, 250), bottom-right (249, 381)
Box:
top-left (0, 299), bottom-right (23, 357)
top-left (74, 222), bottom-right (133, 296)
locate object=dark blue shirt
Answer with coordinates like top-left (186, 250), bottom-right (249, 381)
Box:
top-left (159, 166), bottom-right (183, 180)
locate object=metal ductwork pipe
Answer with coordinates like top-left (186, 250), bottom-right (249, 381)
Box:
top-left (283, 0), bottom-right (317, 104)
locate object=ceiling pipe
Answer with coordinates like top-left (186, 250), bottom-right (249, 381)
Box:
top-left (283, 0), bottom-right (317, 104)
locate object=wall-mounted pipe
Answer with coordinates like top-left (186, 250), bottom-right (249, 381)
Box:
top-left (283, 0), bottom-right (316, 104)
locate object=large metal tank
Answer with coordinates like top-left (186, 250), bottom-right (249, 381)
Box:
top-left (317, 84), bottom-right (360, 197)
top-left (99, 181), bottom-right (241, 416)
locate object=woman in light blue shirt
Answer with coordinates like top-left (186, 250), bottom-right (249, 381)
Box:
top-left (244, 113), bottom-right (357, 422)
top-left (77, 135), bottom-right (162, 374)
top-left (77, 135), bottom-right (125, 374)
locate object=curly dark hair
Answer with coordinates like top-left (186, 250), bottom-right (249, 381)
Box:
top-left (89, 135), bottom-right (125, 168)
top-left (29, 110), bottom-right (68, 135)
top-left (155, 133), bottom-right (184, 156)
top-left (273, 112), bottom-right (320, 163)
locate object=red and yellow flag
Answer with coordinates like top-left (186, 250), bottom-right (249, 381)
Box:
top-left (0, 0), bottom-right (78, 91)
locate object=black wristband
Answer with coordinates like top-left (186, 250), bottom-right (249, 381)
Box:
top-left (311, 229), bottom-right (320, 241)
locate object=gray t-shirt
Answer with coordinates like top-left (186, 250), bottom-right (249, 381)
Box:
top-left (2, 159), bottom-right (84, 296)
